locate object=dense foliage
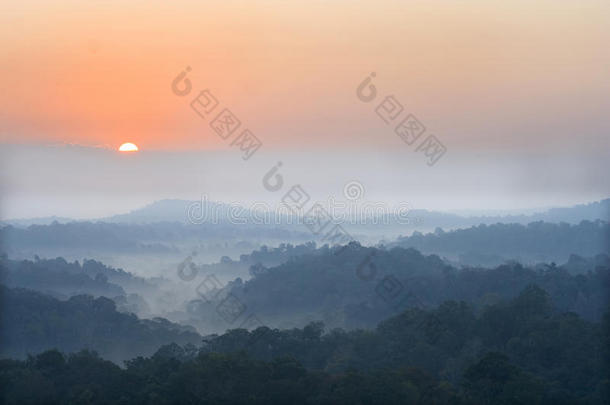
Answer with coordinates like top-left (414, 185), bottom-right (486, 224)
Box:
top-left (0, 220), bottom-right (308, 255)
top-left (186, 243), bottom-right (609, 332)
top-left (0, 256), bottom-right (132, 298)
top-left (199, 285), bottom-right (608, 401)
top-left (391, 220), bottom-right (609, 266)
top-left (0, 349), bottom-right (459, 404)
top-left (193, 241), bottom-right (321, 281)
top-left (0, 256), bottom-right (156, 315)
top-left (0, 286), bottom-right (200, 363)
top-left (1, 285), bottom-right (607, 404)
top-left (1, 213), bottom-right (608, 403)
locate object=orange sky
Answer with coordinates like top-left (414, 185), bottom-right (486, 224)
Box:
top-left (1, 0), bottom-right (609, 152)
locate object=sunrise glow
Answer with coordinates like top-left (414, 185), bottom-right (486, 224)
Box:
top-left (118, 143), bottom-right (139, 152)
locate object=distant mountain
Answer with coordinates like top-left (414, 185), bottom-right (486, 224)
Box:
top-left (0, 216), bottom-right (74, 227)
top-left (0, 222), bottom-right (181, 255)
top-left (102, 198), bottom-right (286, 226)
top-left (538, 198), bottom-right (610, 223)
top-left (390, 220), bottom-right (610, 266)
top-left (103, 199), bottom-right (228, 224)
top-left (184, 217), bottom-right (609, 285)
top-left (396, 198), bottom-right (610, 232)
top-left (100, 197), bottom-right (608, 226)
top-left (457, 198), bottom-right (609, 225)
top-left (2, 198), bottom-right (608, 230)
top-left (0, 221), bottom-right (311, 261)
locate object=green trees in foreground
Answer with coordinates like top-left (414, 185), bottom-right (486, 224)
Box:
top-left (1, 284), bottom-right (608, 404)
top-left (0, 348), bottom-right (605, 404)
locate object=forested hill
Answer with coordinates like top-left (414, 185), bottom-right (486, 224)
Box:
top-left (390, 220), bottom-right (609, 266)
top-left (185, 243), bottom-right (610, 332)
top-left (200, 285), bottom-right (607, 402)
top-left (187, 219), bottom-right (609, 282)
top-left (0, 221), bottom-right (309, 255)
top-left (0, 286), bottom-right (201, 363)
top-left (1, 284), bottom-right (607, 404)
top-left (102, 197), bottom-right (609, 225)
top-left (0, 256), bottom-right (155, 300)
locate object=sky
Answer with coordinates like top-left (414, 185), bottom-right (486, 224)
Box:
top-left (1, 0), bottom-right (609, 219)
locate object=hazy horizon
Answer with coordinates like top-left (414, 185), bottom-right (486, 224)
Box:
top-left (2, 0), bottom-right (609, 221)
top-left (1, 142), bottom-right (608, 220)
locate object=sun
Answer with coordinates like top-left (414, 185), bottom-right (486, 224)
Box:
top-left (118, 142), bottom-right (139, 152)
